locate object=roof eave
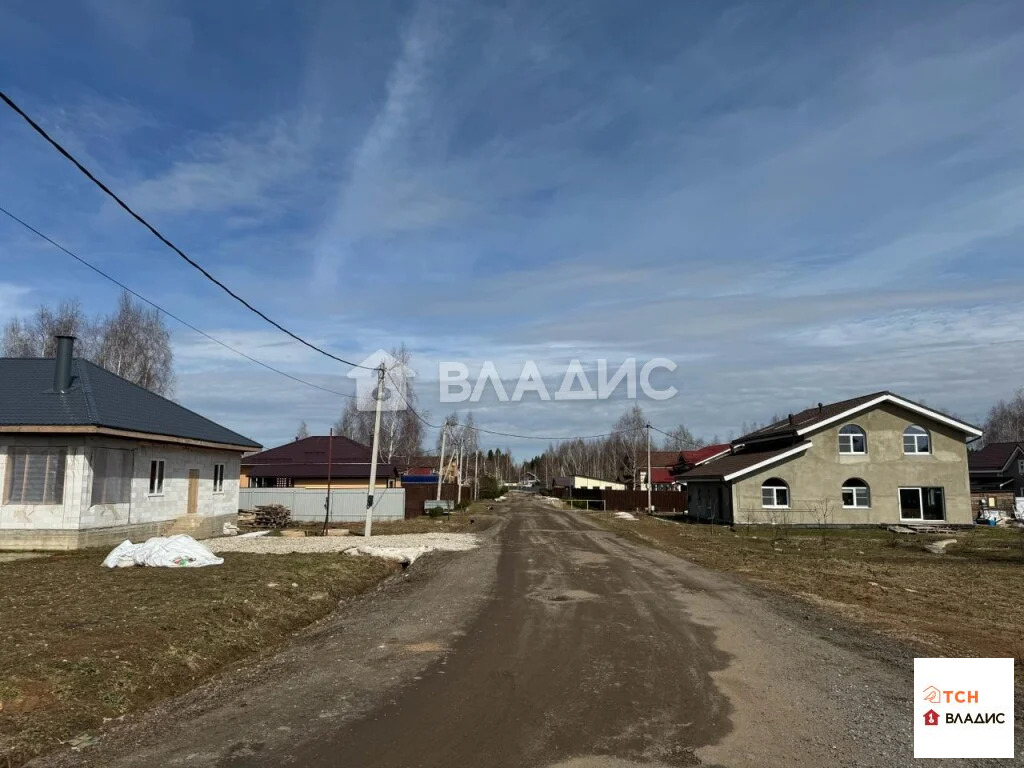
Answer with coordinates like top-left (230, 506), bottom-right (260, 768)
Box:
top-left (0, 424), bottom-right (259, 452)
top-left (794, 394), bottom-right (983, 438)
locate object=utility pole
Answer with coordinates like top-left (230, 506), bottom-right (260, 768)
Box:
top-left (436, 423), bottom-right (448, 501)
top-left (365, 364), bottom-right (386, 538)
top-left (646, 423), bottom-right (652, 515)
top-left (322, 427), bottom-right (333, 536)
top-left (456, 443), bottom-right (464, 505)
top-left (474, 450), bottom-right (479, 501)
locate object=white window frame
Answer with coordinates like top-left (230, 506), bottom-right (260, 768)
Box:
top-left (761, 479), bottom-right (790, 509)
top-left (213, 463), bottom-right (225, 494)
top-left (1017, 459), bottom-right (1024, 475)
top-left (898, 486), bottom-right (946, 521)
top-left (838, 424), bottom-right (867, 455)
top-left (903, 425), bottom-right (931, 455)
top-left (148, 459), bottom-right (165, 496)
top-left (841, 479), bottom-right (870, 509)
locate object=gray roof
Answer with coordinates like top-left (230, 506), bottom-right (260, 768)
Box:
top-left (0, 357), bottom-right (260, 449)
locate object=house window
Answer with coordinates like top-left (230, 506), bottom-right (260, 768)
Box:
top-left (1018, 459), bottom-right (1024, 475)
top-left (213, 463), bottom-right (225, 493)
top-left (3, 447), bottom-right (67, 504)
top-left (838, 425), bottom-right (867, 454)
top-left (148, 459), bottom-right (165, 495)
top-left (841, 478), bottom-right (871, 508)
top-left (761, 478), bottom-right (789, 508)
top-left (91, 448), bottom-right (133, 506)
top-left (274, 477), bottom-right (293, 488)
top-left (899, 487), bottom-right (945, 521)
top-left (903, 425), bottom-right (931, 454)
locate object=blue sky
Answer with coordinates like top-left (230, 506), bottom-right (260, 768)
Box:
top-left (2, 0), bottom-right (1024, 457)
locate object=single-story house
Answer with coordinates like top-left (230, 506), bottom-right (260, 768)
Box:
top-left (0, 336), bottom-right (260, 550)
top-left (968, 441), bottom-right (1024, 517)
top-left (240, 435), bottom-right (398, 489)
top-left (553, 475), bottom-right (626, 491)
top-left (678, 391), bottom-right (981, 526)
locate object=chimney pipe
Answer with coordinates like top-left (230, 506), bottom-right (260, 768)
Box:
top-left (788, 413), bottom-right (794, 426)
top-left (53, 335), bottom-right (75, 393)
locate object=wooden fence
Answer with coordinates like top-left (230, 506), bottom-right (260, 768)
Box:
top-left (550, 487), bottom-right (688, 513)
top-left (402, 483), bottom-right (461, 518)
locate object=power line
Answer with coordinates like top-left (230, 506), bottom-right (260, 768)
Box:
top-left (384, 369), bottom-right (647, 441)
top-left (0, 204), bottom-right (359, 401)
top-left (1, 201), bottom-right (653, 444)
top-left (1, 201), bottom-right (648, 444)
top-left (0, 89), bottom-right (372, 371)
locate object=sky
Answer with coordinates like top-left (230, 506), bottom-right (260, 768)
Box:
top-left (2, 0), bottom-right (1024, 458)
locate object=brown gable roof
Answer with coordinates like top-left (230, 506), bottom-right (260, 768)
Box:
top-left (242, 435), bottom-right (373, 466)
top-left (969, 442), bottom-right (1023, 473)
top-left (648, 450), bottom-right (682, 468)
top-left (738, 392), bottom-right (887, 442)
top-left (678, 442), bottom-right (812, 482)
top-left (736, 391), bottom-right (981, 443)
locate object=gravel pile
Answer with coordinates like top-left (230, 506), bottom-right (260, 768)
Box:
top-left (209, 532), bottom-right (480, 564)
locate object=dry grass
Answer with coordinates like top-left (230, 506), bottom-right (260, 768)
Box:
top-left (594, 514), bottom-right (1024, 661)
top-left (0, 550), bottom-right (398, 767)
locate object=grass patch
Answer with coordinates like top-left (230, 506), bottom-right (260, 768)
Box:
top-left (592, 514), bottom-right (1024, 661)
top-left (0, 549), bottom-right (397, 767)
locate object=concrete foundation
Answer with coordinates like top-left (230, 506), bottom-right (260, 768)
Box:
top-left (0, 513), bottom-right (237, 551)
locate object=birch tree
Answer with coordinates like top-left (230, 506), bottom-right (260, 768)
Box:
top-left (2, 292), bottom-right (173, 395)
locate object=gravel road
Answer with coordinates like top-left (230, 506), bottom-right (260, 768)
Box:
top-left (32, 496), bottom-right (1019, 767)
top-left (210, 532), bottom-right (480, 562)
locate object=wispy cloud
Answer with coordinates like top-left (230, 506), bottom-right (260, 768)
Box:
top-left (3, 0), bottom-right (1024, 453)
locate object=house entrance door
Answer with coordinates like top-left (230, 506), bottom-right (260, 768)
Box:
top-left (187, 469), bottom-right (200, 514)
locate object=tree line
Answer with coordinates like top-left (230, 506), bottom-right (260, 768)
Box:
top-left (2, 292), bottom-right (174, 396)
top-left (523, 404), bottom-right (709, 488)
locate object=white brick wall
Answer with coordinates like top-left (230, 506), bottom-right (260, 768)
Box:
top-left (0, 435), bottom-right (243, 532)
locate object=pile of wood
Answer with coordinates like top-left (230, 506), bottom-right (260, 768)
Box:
top-left (253, 504), bottom-right (291, 529)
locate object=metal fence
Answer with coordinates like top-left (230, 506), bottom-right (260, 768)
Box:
top-left (238, 488), bottom-right (406, 522)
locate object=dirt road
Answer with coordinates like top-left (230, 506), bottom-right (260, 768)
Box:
top-left (38, 496), bottom-right (1002, 767)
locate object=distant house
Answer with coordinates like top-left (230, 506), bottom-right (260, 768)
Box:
top-left (678, 391), bottom-right (981, 525)
top-left (0, 336), bottom-right (260, 550)
top-left (968, 441), bottom-right (1024, 517)
top-left (240, 435), bottom-right (399, 490)
top-left (395, 455), bottom-right (458, 485)
top-left (553, 475), bottom-right (626, 491)
top-left (638, 451), bottom-right (685, 491)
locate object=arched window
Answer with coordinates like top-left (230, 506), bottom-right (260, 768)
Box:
top-left (761, 478), bottom-right (789, 508)
top-left (903, 425), bottom-right (931, 454)
top-left (838, 424), bottom-right (867, 454)
top-left (841, 478), bottom-right (870, 508)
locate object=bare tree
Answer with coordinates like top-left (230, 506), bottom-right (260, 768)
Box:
top-left (96, 292), bottom-right (174, 396)
top-left (982, 390), bottom-right (1024, 445)
top-left (3, 293), bottom-right (172, 394)
top-left (295, 421), bottom-right (310, 441)
top-left (660, 423), bottom-right (706, 451)
top-left (2, 300), bottom-right (97, 358)
top-left (335, 398), bottom-right (372, 444)
top-left (377, 343), bottom-right (423, 462)
top-left (609, 404), bottom-right (647, 487)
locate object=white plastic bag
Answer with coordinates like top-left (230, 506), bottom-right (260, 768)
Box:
top-left (102, 535), bottom-right (224, 568)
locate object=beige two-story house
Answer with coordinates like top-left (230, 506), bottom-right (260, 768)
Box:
top-left (680, 391), bottom-right (981, 526)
